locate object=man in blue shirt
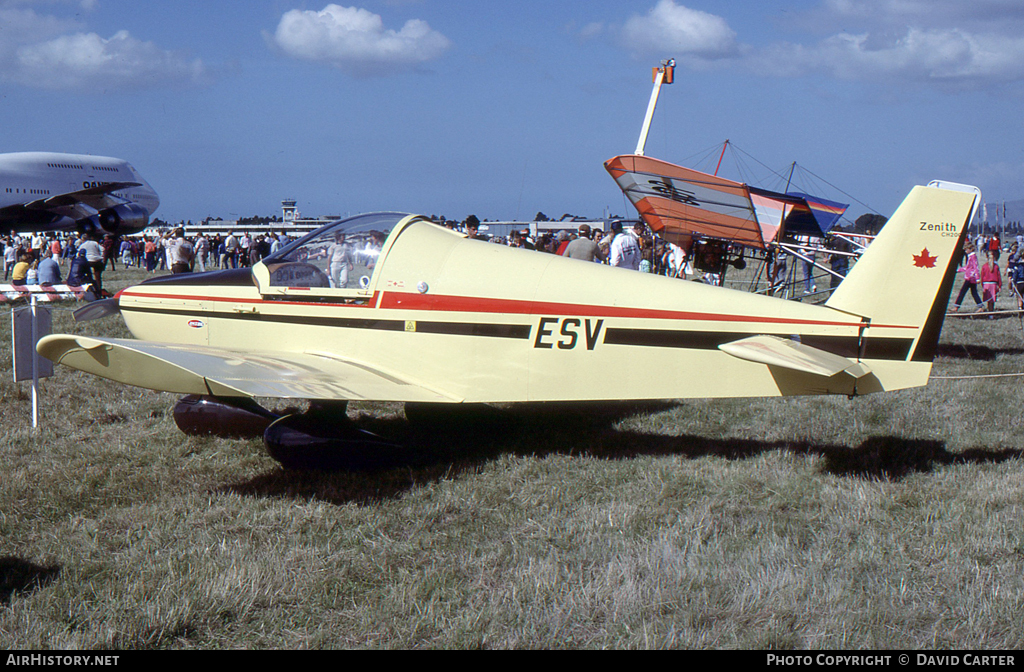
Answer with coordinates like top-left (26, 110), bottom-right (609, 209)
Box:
top-left (37, 250), bottom-right (62, 285)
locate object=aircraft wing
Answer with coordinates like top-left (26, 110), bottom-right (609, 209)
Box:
top-left (36, 335), bottom-right (463, 403)
top-left (25, 182), bottom-right (142, 214)
top-left (718, 335), bottom-right (871, 379)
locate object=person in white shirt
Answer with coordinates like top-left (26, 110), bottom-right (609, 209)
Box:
top-left (4, 239), bottom-right (17, 280)
top-left (609, 221), bottom-right (641, 270)
top-left (194, 234), bottom-right (208, 272)
top-left (168, 229), bottom-right (194, 274)
top-left (78, 234), bottom-right (105, 291)
top-left (327, 233), bottom-right (353, 288)
top-left (239, 234), bottom-right (251, 267)
top-left (224, 232), bottom-right (239, 268)
top-left (30, 233), bottom-right (45, 260)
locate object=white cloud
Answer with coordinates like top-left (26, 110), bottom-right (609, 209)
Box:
top-left (819, 0), bottom-right (1024, 29)
top-left (12, 29), bottom-right (206, 90)
top-left (271, 4), bottom-right (451, 76)
top-left (621, 0), bottom-right (738, 61)
top-left (0, 5), bottom-right (206, 90)
top-left (610, 1), bottom-right (1024, 91)
top-left (755, 27), bottom-right (1024, 88)
top-left (0, 6), bottom-right (81, 47)
top-left (753, 0), bottom-right (1024, 89)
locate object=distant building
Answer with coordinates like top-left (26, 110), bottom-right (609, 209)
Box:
top-left (476, 220), bottom-right (612, 240)
top-left (152, 201), bottom-right (614, 241)
top-left (281, 198), bottom-right (337, 232)
top-left (168, 200), bottom-right (338, 237)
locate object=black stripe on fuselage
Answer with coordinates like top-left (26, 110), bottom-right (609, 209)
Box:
top-left (120, 305), bottom-right (532, 340)
top-left (414, 322), bottom-right (532, 339)
top-left (604, 328), bottom-right (914, 361)
top-left (122, 304), bottom-right (913, 360)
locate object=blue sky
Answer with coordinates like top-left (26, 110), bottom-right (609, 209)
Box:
top-left (2, 0), bottom-right (1023, 225)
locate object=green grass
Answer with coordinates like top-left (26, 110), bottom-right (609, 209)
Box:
top-left (0, 265), bottom-right (1022, 649)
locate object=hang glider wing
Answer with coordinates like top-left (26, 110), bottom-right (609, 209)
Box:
top-left (718, 335), bottom-right (871, 379)
top-left (606, 155), bottom-right (775, 249)
top-left (36, 335), bottom-right (462, 403)
top-left (605, 155), bottom-right (849, 248)
top-left (780, 192), bottom-right (849, 237)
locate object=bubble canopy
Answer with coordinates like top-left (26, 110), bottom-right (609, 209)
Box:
top-left (260, 212), bottom-right (416, 291)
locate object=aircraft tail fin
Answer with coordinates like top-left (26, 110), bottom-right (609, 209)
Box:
top-left (824, 183), bottom-right (979, 363)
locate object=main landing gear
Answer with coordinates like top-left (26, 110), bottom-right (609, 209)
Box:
top-left (173, 395), bottom-right (410, 471)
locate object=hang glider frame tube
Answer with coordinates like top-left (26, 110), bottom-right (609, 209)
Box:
top-left (635, 59), bottom-right (675, 157)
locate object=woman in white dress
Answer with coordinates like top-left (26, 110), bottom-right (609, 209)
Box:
top-left (327, 233), bottom-right (352, 288)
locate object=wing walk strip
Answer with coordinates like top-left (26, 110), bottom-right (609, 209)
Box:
top-left (121, 306), bottom-right (915, 361)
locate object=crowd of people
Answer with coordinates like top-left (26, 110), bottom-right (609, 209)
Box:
top-left (476, 219), bottom-right (1024, 310)
top-left (0, 216), bottom-right (829, 299)
top-left (11, 218), bottom-right (1024, 314)
top-left (464, 218), bottom-right (692, 278)
top-left (0, 216), bottom-right (701, 298)
top-left (952, 233), bottom-right (1024, 314)
top-left (1, 229), bottom-right (297, 295)
top-left (3, 231), bottom-right (77, 288)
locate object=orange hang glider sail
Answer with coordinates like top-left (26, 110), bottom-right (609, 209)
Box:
top-left (605, 154), bottom-right (847, 250)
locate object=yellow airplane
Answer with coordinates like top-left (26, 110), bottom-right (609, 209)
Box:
top-left (38, 182), bottom-right (977, 468)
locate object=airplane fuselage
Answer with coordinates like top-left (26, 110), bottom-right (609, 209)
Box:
top-left (115, 268), bottom-right (909, 403)
top-left (111, 216), bottom-right (942, 404)
top-left (41, 185), bottom-right (976, 409)
top-left (0, 152), bottom-right (159, 235)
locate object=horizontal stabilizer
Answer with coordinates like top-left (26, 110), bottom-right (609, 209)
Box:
top-left (719, 335), bottom-right (871, 378)
top-left (37, 335), bottom-right (462, 403)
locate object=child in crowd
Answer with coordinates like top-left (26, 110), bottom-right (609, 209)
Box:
top-left (980, 251), bottom-right (1002, 313)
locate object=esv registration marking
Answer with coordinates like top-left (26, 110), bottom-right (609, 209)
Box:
top-left (533, 317), bottom-right (604, 350)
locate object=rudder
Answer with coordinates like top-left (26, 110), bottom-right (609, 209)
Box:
top-left (825, 184), bottom-right (978, 362)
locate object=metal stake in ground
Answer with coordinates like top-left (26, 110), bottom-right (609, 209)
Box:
top-left (12, 296), bottom-right (53, 428)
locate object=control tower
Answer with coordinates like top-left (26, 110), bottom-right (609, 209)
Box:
top-left (282, 199), bottom-right (298, 224)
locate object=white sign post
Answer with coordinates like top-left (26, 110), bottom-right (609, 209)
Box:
top-left (12, 296), bottom-right (53, 428)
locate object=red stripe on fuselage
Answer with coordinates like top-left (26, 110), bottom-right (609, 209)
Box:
top-left (117, 287), bottom-right (916, 330)
top-left (377, 292), bottom-right (888, 329)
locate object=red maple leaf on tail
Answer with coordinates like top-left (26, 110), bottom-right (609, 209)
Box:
top-left (913, 249), bottom-right (937, 268)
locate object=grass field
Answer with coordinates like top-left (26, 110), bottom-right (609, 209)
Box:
top-left (1, 264), bottom-right (1022, 649)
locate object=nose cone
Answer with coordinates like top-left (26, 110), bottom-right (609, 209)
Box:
top-left (133, 181), bottom-right (160, 218)
top-left (125, 162), bottom-right (160, 216)
top-left (135, 177), bottom-right (160, 217)
top-left (147, 186), bottom-right (161, 216)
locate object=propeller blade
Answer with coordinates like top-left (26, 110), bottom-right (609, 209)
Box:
top-left (73, 297), bottom-right (120, 323)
